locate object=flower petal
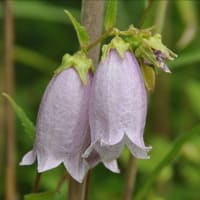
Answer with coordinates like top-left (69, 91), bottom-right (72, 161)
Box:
top-left (20, 150), bottom-right (36, 165)
top-left (64, 154), bottom-right (89, 183)
top-left (160, 63), bottom-right (171, 73)
top-left (21, 68), bottom-right (93, 182)
top-left (125, 135), bottom-right (152, 159)
top-left (87, 50), bottom-right (150, 162)
top-left (103, 160), bottom-right (120, 173)
top-left (82, 142), bottom-right (120, 173)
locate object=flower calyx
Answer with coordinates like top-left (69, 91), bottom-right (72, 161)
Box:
top-left (54, 51), bottom-right (94, 84)
top-left (140, 61), bottom-right (156, 92)
top-left (101, 36), bottom-right (130, 60)
top-left (135, 34), bottom-right (177, 73)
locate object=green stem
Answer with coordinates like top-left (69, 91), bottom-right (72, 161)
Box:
top-left (83, 171), bottom-right (91, 200)
top-left (123, 155), bottom-right (137, 200)
top-left (86, 29), bottom-right (112, 52)
top-left (134, 124), bottom-right (200, 200)
top-left (55, 172), bottom-right (68, 193)
top-left (139, 0), bottom-right (155, 27)
top-left (81, 0), bottom-right (105, 65)
top-left (32, 173), bottom-right (42, 193)
top-left (154, 0), bottom-right (168, 34)
top-left (4, 0), bottom-right (16, 199)
top-left (67, 0), bottom-right (105, 199)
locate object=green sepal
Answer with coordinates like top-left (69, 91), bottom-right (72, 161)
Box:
top-left (101, 36), bottom-right (130, 60)
top-left (54, 51), bottom-right (94, 85)
top-left (135, 44), bottom-right (160, 68)
top-left (135, 34), bottom-right (177, 70)
top-left (64, 10), bottom-right (89, 48)
top-left (2, 93), bottom-right (35, 140)
top-left (140, 62), bottom-right (156, 92)
top-left (104, 0), bottom-right (118, 31)
top-left (123, 26), bottom-right (152, 50)
top-left (143, 34), bottom-right (177, 60)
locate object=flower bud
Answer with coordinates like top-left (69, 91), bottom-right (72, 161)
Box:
top-left (83, 49), bottom-right (151, 163)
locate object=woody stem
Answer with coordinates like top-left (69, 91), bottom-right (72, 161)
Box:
top-left (67, 0), bottom-right (105, 199)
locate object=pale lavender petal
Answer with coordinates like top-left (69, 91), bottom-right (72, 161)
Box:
top-left (82, 143), bottom-right (120, 173)
top-left (125, 135), bottom-right (151, 159)
top-left (21, 68), bottom-right (92, 182)
top-left (64, 154), bottom-right (89, 183)
top-left (160, 63), bottom-right (171, 73)
top-left (153, 49), bottom-right (171, 73)
top-left (86, 50), bottom-right (150, 162)
top-left (20, 150), bottom-right (36, 165)
top-left (103, 160), bottom-right (120, 173)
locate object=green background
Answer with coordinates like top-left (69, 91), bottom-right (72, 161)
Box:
top-left (1, 0), bottom-right (200, 199)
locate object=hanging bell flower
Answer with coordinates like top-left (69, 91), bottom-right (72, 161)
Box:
top-left (83, 37), bottom-right (151, 163)
top-left (20, 52), bottom-right (119, 183)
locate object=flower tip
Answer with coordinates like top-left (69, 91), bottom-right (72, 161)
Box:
top-left (20, 150), bottom-right (36, 166)
top-left (165, 69), bottom-right (172, 74)
top-left (143, 146), bottom-right (152, 159)
top-left (80, 75), bottom-right (88, 85)
top-left (161, 64), bottom-right (171, 73)
top-left (103, 160), bottom-right (120, 174)
top-left (64, 9), bottom-right (70, 16)
top-left (19, 161), bottom-right (24, 166)
top-left (146, 146), bottom-right (152, 151)
top-left (82, 144), bottom-right (94, 159)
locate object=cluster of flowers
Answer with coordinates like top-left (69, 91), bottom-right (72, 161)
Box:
top-left (20, 30), bottom-right (176, 182)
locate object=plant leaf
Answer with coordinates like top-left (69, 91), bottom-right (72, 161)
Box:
top-left (141, 64), bottom-right (155, 92)
top-left (186, 81), bottom-right (200, 117)
top-left (135, 124), bottom-right (200, 200)
top-left (170, 50), bottom-right (200, 69)
top-left (0, 1), bottom-right (79, 24)
top-left (2, 93), bottom-right (35, 139)
top-left (176, 0), bottom-right (197, 49)
top-left (14, 45), bottom-right (58, 74)
top-left (64, 10), bottom-right (89, 47)
top-left (104, 0), bottom-right (118, 31)
top-left (24, 191), bottom-right (59, 200)
top-left (0, 41), bottom-right (58, 74)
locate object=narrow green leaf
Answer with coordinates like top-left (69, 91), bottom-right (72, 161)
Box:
top-left (104, 0), bottom-right (118, 31)
top-left (2, 93), bottom-right (35, 139)
top-left (0, 41), bottom-right (58, 74)
top-left (14, 45), bottom-right (58, 74)
top-left (64, 10), bottom-right (89, 47)
top-left (135, 124), bottom-right (200, 200)
top-left (0, 1), bottom-right (79, 24)
top-left (144, 0), bottom-right (149, 9)
top-left (186, 81), bottom-right (200, 117)
top-left (170, 50), bottom-right (200, 69)
top-left (24, 191), bottom-right (58, 200)
top-left (176, 0), bottom-right (197, 49)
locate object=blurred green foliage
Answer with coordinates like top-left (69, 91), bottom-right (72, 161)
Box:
top-left (1, 0), bottom-right (200, 200)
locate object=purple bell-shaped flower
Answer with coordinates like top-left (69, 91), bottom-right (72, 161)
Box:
top-left (20, 52), bottom-right (119, 183)
top-left (83, 48), bottom-right (151, 163)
